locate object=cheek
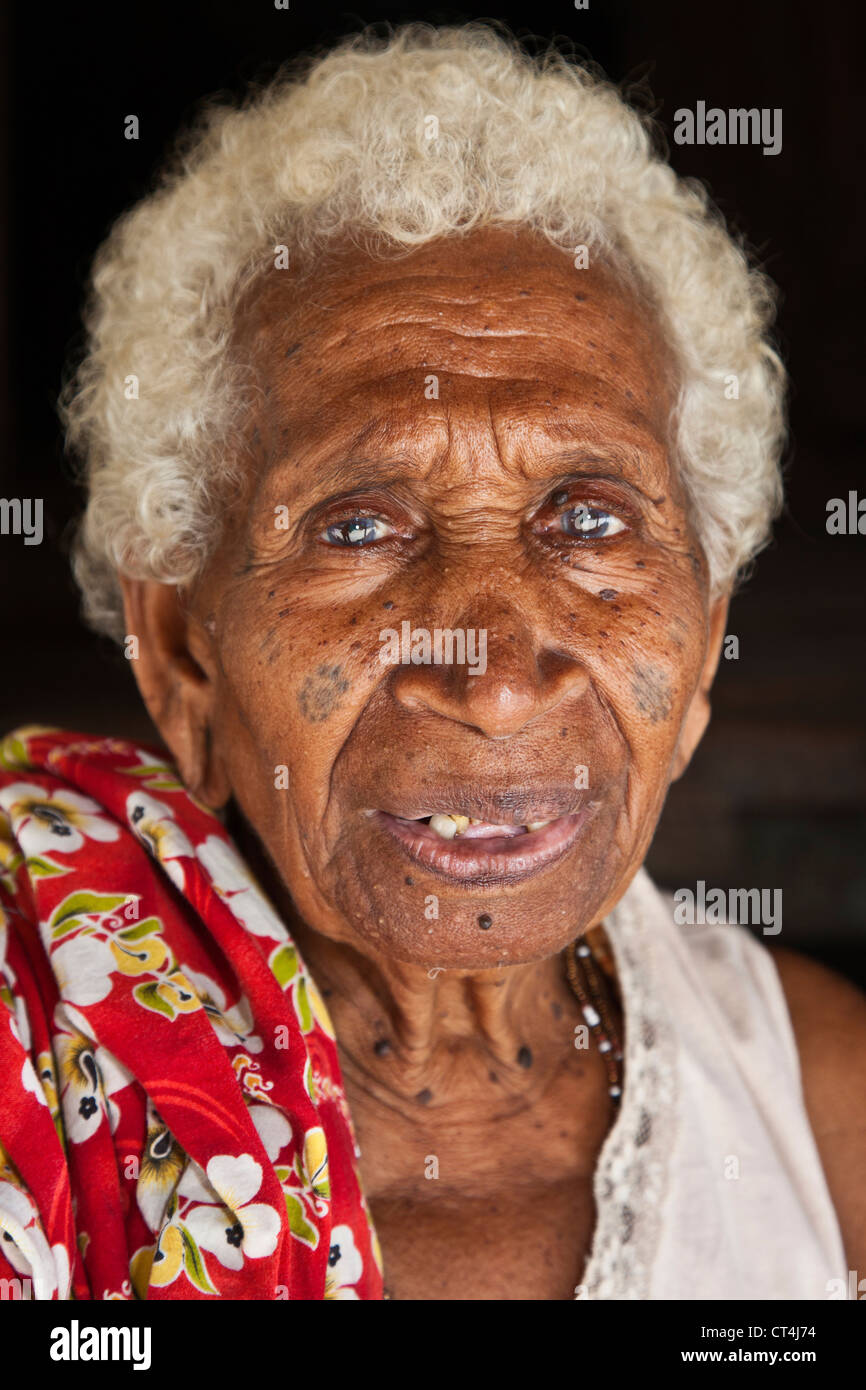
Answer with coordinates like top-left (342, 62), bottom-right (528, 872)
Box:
top-left (209, 588), bottom-right (384, 808)
top-left (629, 660), bottom-right (675, 724)
top-left (572, 567), bottom-right (708, 756)
top-left (621, 601), bottom-right (708, 762)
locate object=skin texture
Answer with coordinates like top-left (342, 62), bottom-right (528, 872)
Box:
top-left (120, 226), bottom-right (866, 1299)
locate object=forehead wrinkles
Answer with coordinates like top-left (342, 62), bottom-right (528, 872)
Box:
top-left (262, 334), bottom-right (673, 474)
top-left (271, 294), bottom-right (662, 396)
top-left (235, 244), bottom-right (678, 497)
top-left (241, 244), bottom-right (669, 376)
top-left (290, 369), bottom-right (671, 465)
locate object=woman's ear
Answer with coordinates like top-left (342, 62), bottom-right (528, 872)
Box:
top-left (670, 593), bottom-right (731, 783)
top-left (119, 576), bottom-right (232, 808)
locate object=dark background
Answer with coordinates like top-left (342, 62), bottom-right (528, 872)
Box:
top-left (2, 1), bottom-right (864, 981)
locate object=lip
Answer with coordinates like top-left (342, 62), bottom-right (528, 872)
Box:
top-left (372, 808), bottom-right (594, 884)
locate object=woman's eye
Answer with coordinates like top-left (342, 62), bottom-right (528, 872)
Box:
top-left (321, 516), bottom-right (393, 547)
top-left (558, 503), bottom-right (626, 539)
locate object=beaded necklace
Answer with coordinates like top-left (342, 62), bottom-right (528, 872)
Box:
top-left (564, 925), bottom-right (624, 1103)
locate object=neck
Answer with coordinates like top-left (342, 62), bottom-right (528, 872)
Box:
top-left (229, 803), bottom-right (585, 1113)
top-left (290, 917), bottom-right (583, 1111)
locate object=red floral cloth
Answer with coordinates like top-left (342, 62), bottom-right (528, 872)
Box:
top-left (0, 727), bottom-right (383, 1300)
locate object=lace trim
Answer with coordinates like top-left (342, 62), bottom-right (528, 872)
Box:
top-left (578, 869), bottom-right (679, 1299)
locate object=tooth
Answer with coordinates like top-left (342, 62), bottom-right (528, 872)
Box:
top-left (525, 820), bottom-right (551, 832)
top-left (450, 815), bottom-right (470, 834)
top-left (429, 813), bottom-right (458, 840)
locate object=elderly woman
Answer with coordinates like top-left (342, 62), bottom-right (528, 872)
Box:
top-left (0, 25), bottom-right (863, 1303)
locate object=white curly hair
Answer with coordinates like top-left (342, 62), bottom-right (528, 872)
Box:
top-left (61, 22), bottom-right (785, 640)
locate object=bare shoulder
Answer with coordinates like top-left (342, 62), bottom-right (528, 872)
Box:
top-left (768, 946), bottom-right (866, 1270)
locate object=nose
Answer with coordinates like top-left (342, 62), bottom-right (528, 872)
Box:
top-left (389, 601), bottom-right (589, 739)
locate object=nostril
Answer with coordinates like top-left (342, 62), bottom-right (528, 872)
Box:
top-left (388, 632), bottom-right (589, 738)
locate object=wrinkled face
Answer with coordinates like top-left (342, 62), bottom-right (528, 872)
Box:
top-left (147, 227), bottom-right (724, 969)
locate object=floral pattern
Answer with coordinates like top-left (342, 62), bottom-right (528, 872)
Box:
top-left (0, 727), bottom-right (381, 1300)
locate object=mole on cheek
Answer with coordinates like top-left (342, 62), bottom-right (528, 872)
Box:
top-left (297, 664), bottom-right (350, 723)
top-left (631, 662), bottom-right (673, 724)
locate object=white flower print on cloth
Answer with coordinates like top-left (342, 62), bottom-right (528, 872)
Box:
top-left (125, 792), bottom-right (194, 891)
top-left (10, 1014), bottom-right (48, 1111)
top-left (181, 1154), bottom-right (281, 1271)
top-left (50, 931), bottom-right (118, 1007)
top-left (0, 782), bottom-right (120, 857)
top-left (53, 1013), bottom-right (134, 1144)
top-left (248, 1104), bottom-right (292, 1161)
top-left (195, 836), bottom-right (289, 941)
top-left (183, 967), bottom-right (264, 1054)
top-left (325, 1224), bottom-right (364, 1299)
top-left (136, 1102), bottom-right (186, 1234)
top-left (0, 727), bottom-right (383, 1300)
top-left (0, 1181), bottom-right (71, 1299)
top-left (3, 937), bottom-right (34, 1056)
top-left (23, 1050), bottom-right (60, 1137)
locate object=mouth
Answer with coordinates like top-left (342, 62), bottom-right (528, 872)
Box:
top-left (371, 807), bottom-right (594, 884)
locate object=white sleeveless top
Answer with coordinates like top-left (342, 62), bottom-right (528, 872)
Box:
top-left (579, 867), bottom-right (848, 1300)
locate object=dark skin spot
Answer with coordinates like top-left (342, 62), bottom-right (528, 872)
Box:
top-left (478, 913), bottom-right (493, 930)
top-left (284, 342), bottom-right (302, 358)
top-left (631, 663), bottom-right (674, 724)
top-left (383, 600), bottom-right (394, 610)
top-left (415, 1088), bottom-right (433, 1105)
top-left (297, 664), bottom-right (350, 723)
top-left (517, 1046), bottom-right (533, 1069)
top-left (373, 1037), bottom-right (392, 1057)
top-left (598, 589), bottom-right (618, 601)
